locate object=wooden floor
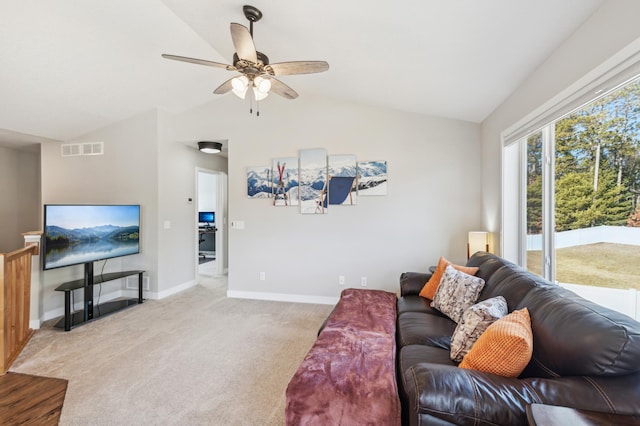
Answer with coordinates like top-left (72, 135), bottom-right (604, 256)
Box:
top-left (0, 372), bottom-right (67, 425)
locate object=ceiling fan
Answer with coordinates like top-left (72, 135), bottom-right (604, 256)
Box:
top-left (162, 5), bottom-right (329, 113)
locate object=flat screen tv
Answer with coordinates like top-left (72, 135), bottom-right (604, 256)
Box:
top-left (43, 204), bottom-right (140, 270)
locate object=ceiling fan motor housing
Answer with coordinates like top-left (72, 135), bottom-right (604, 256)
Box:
top-left (233, 51), bottom-right (269, 66)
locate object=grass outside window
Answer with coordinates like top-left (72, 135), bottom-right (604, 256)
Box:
top-left (527, 243), bottom-right (640, 290)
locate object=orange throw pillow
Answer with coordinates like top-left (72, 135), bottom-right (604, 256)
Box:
top-left (458, 308), bottom-right (533, 378)
top-left (419, 256), bottom-right (479, 300)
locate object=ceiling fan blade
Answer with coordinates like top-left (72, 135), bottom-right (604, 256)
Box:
top-left (213, 78), bottom-right (235, 95)
top-left (162, 54), bottom-right (234, 70)
top-left (267, 61), bottom-right (329, 76)
top-left (230, 23), bottom-right (258, 63)
top-left (267, 77), bottom-right (299, 100)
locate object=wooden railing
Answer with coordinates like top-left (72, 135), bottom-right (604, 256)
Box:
top-left (0, 245), bottom-right (36, 375)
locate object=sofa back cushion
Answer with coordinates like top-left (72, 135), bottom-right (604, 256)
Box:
top-left (479, 267), bottom-right (549, 310)
top-left (466, 252), bottom-right (511, 284)
top-left (517, 285), bottom-right (640, 377)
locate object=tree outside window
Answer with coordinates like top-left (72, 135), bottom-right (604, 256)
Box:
top-left (526, 78), bottom-right (640, 290)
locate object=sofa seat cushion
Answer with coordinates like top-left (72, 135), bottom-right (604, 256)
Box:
top-left (397, 311), bottom-right (456, 349)
top-left (399, 345), bottom-right (457, 376)
top-left (397, 294), bottom-right (444, 315)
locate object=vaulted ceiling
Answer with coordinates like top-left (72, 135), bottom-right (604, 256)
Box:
top-left (0, 0), bottom-right (603, 146)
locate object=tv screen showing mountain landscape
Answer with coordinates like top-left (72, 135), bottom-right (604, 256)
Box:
top-left (44, 204), bottom-right (140, 270)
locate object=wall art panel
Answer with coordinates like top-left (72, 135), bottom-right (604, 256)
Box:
top-left (299, 148), bottom-right (327, 214)
top-left (357, 161), bottom-right (387, 196)
top-left (272, 157), bottom-right (299, 206)
top-left (247, 166), bottom-right (272, 198)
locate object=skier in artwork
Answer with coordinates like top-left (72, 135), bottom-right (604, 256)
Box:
top-left (274, 161), bottom-right (289, 206)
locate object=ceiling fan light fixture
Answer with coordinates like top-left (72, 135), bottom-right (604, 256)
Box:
top-left (231, 76), bottom-right (249, 99)
top-left (252, 76), bottom-right (271, 101)
top-left (198, 141), bottom-right (223, 154)
top-left (253, 87), bottom-right (269, 101)
top-left (255, 76), bottom-right (271, 93)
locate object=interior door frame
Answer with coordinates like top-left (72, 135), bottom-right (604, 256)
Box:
top-left (195, 167), bottom-right (227, 277)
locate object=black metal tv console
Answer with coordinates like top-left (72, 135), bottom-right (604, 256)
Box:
top-left (54, 265), bottom-right (144, 331)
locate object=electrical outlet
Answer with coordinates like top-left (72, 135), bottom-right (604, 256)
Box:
top-left (339, 275), bottom-right (345, 285)
top-left (361, 277), bottom-right (367, 287)
top-left (259, 272), bottom-right (266, 281)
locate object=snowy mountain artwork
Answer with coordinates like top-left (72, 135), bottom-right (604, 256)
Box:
top-left (328, 155), bottom-right (357, 206)
top-left (299, 148), bottom-right (327, 214)
top-left (247, 166), bottom-right (272, 198)
top-left (357, 161), bottom-right (388, 196)
top-left (272, 157), bottom-right (299, 206)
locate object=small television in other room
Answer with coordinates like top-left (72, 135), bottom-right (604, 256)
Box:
top-left (43, 204), bottom-right (141, 270)
top-left (199, 211), bottom-right (215, 225)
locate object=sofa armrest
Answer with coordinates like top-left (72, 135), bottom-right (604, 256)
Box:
top-left (399, 272), bottom-right (431, 296)
top-left (403, 363), bottom-right (535, 425)
top-left (402, 364), bottom-right (640, 426)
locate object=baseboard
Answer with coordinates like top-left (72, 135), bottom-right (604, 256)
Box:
top-left (151, 279), bottom-right (198, 300)
top-left (227, 290), bottom-right (338, 305)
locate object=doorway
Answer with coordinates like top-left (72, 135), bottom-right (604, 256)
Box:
top-left (196, 168), bottom-right (227, 281)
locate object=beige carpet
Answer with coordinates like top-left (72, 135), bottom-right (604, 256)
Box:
top-left (10, 275), bottom-right (333, 425)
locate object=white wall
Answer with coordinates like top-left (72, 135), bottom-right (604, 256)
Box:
top-left (156, 109), bottom-right (228, 295)
top-left (171, 94), bottom-right (482, 302)
top-left (561, 283), bottom-right (640, 321)
top-left (39, 110), bottom-right (160, 319)
top-left (36, 108), bottom-right (228, 320)
top-left (0, 146), bottom-right (40, 252)
top-left (481, 0), bottom-right (640, 256)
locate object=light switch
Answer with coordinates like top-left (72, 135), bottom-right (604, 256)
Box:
top-left (163, 220), bottom-right (171, 229)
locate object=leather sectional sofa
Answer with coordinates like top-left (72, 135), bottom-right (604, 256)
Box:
top-left (396, 252), bottom-right (640, 425)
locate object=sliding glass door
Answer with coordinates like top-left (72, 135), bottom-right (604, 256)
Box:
top-left (520, 77), bottom-right (640, 293)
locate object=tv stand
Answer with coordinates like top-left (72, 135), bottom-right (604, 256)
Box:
top-left (54, 266), bottom-right (144, 331)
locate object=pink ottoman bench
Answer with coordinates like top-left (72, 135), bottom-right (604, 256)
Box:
top-left (285, 288), bottom-right (401, 425)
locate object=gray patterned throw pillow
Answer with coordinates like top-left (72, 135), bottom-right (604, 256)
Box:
top-left (432, 265), bottom-right (485, 323)
top-left (450, 296), bottom-right (508, 362)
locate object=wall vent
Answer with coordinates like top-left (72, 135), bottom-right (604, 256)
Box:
top-left (61, 143), bottom-right (81, 157)
top-left (82, 142), bottom-right (103, 155)
top-left (61, 142), bottom-right (104, 157)
top-left (126, 276), bottom-right (150, 291)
